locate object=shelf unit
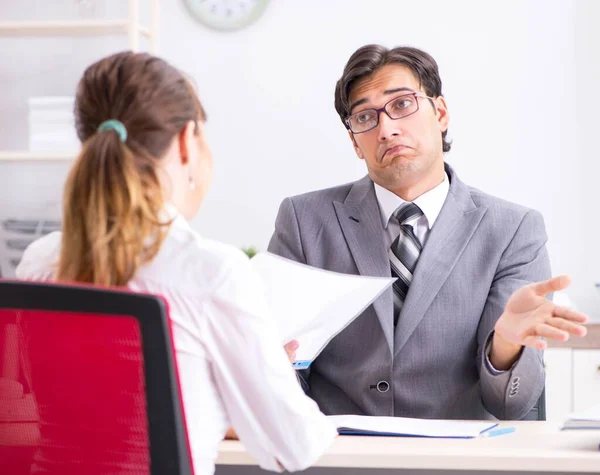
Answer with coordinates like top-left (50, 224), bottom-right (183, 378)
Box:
top-left (0, 20), bottom-right (153, 41)
top-left (0, 0), bottom-right (159, 162)
top-left (0, 152), bottom-right (76, 162)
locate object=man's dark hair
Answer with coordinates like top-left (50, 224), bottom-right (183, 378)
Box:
top-left (334, 44), bottom-right (451, 153)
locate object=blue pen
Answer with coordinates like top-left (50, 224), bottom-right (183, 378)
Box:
top-left (481, 426), bottom-right (516, 438)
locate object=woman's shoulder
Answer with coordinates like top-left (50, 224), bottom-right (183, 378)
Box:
top-left (183, 235), bottom-right (268, 319)
top-left (15, 232), bottom-right (62, 280)
top-left (196, 237), bottom-right (250, 270)
top-left (151, 220), bottom-right (254, 292)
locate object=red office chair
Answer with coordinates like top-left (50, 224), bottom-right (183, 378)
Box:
top-left (0, 280), bottom-right (193, 475)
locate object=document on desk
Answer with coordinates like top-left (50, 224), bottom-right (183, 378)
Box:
top-left (561, 404), bottom-right (600, 430)
top-left (250, 252), bottom-right (394, 370)
top-left (328, 415), bottom-right (498, 438)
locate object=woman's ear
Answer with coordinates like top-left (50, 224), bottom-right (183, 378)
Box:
top-left (177, 120), bottom-right (197, 165)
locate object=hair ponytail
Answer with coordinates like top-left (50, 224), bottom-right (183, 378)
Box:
top-left (57, 129), bottom-right (166, 286)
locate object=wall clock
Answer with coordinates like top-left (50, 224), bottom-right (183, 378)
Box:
top-left (184, 0), bottom-right (271, 32)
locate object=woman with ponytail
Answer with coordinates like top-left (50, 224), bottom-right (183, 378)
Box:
top-left (16, 51), bottom-right (336, 475)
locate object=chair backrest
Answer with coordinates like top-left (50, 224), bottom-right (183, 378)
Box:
top-left (0, 280), bottom-right (193, 475)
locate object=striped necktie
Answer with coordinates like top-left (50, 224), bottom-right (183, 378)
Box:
top-left (389, 203), bottom-right (424, 325)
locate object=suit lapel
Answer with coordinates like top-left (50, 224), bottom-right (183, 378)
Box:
top-left (394, 164), bottom-right (488, 355)
top-left (333, 176), bottom-right (394, 352)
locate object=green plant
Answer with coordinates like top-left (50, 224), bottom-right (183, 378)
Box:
top-left (242, 246), bottom-right (258, 258)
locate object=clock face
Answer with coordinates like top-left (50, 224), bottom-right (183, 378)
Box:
top-left (184, 0), bottom-right (271, 32)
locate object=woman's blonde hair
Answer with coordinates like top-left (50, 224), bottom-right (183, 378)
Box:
top-left (57, 51), bottom-right (205, 286)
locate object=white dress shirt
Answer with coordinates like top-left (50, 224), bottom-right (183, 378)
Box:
top-left (374, 173), bottom-right (450, 248)
top-left (16, 210), bottom-right (337, 475)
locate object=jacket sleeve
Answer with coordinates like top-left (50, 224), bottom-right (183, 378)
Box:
top-left (477, 210), bottom-right (549, 420)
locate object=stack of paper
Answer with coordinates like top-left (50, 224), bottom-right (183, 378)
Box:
top-left (249, 252), bottom-right (394, 369)
top-left (561, 404), bottom-right (600, 430)
top-left (328, 415), bottom-right (497, 438)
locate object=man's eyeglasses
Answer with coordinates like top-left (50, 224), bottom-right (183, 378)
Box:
top-left (344, 92), bottom-right (435, 134)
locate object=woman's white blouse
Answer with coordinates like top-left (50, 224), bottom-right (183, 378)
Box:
top-left (16, 213), bottom-right (337, 475)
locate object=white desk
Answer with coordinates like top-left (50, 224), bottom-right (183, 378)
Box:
top-left (216, 422), bottom-right (600, 474)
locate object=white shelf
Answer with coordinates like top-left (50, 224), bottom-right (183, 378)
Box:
top-left (0, 0), bottom-right (160, 51)
top-left (0, 20), bottom-right (151, 38)
top-left (0, 151), bottom-right (75, 162)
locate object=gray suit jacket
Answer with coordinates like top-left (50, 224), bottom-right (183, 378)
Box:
top-left (268, 164), bottom-right (548, 420)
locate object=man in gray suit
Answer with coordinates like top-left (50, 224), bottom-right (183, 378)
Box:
top-left (268, 45), bottom-right (588, 420)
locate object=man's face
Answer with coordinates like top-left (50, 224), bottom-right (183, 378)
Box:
top-left (347, 64), bottom-right (449, 190)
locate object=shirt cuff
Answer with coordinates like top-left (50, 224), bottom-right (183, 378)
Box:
top-left (484, 332), bottom-right (521, 375)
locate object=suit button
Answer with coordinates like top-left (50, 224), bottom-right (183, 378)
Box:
top-left (377, 381), bottom-right (390, 393)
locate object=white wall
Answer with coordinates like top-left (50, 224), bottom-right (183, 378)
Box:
top-left (575, 0), bottom-right (600, 320)
top-left (1, 0), bottom-right (599, 318)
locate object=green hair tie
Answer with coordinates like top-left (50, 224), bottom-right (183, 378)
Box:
top-left (97, 119), bottom-right (128, 143)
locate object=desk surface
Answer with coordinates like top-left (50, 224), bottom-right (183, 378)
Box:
top-left (217, 422), bottom-right (600, 473)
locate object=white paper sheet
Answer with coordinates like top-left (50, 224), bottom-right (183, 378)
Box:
top-left (328, 415), bottom-right (497, 438)
top-left (250, 252), bottom-right (394, 369)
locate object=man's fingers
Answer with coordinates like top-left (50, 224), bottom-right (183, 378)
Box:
top-left (546, 316), bottom-right (588, 337)
top-left (530, 323), bottom-right (570, 342)
top-left (552, 306), bottom-right (590, 324)
top-left (284, 340), bottom-right (299, 352)
top-left (522, 335), bottom-right (548, 350)
top-left (532, 275), bottom-right (572, 297)
top-left (284, 340), bottom-right (299, 363)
